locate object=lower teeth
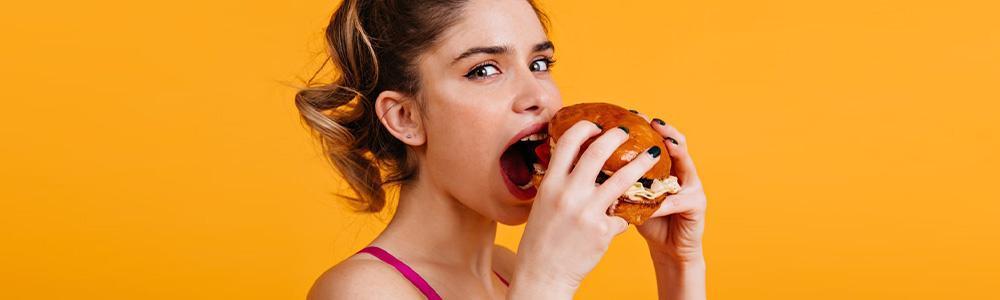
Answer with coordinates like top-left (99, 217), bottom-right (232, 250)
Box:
top-left (517, 182), bottom-right (533, 190)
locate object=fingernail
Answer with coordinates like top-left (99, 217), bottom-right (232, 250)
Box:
top-left (647, 146), bottom-right (661, 158)
top-left (638, 177), bottom-right (654, 188)
top-left (665, 137), bottom-right (679, 145)
top-left (653, 118), bottom-right (666, 126)
top-left (628, 109), bottom-right (638, 114)
top-left (617, 126), bottom-right (629, 134)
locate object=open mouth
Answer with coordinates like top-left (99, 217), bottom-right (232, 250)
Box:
top-left (500, 123), bottom-right (549, 200)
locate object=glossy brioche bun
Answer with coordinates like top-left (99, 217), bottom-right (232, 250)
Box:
top-left (611, 195), bottom-right (667, 225)
top-left (547, 103), bottom-right (673, 225)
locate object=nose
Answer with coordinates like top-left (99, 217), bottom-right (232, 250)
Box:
top-left (511, 72), bottom-right (553, 115)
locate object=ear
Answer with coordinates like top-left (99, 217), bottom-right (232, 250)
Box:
top-left (375, 90), bottom-right (425, 146)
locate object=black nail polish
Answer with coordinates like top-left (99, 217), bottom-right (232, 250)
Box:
top-left (647, 146), bottom-right (661, 158)
top-left (596, 172), bottom-right (610, 184)
top-left (665, 137), bottom-right (679, 145)
top-left (617, 126), bottom-right (629, 134)
top-left (638, 177), bottom-right (654, 188)
top-left (629, 109), bottom-right (638, 114)
top-left (653, 118), bottom-right (666, 126)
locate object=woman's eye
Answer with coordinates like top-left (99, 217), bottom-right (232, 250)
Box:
top-left (465, 64), bottom-right (501, 79)
top-left (530, 58), bottom-right (554, 72)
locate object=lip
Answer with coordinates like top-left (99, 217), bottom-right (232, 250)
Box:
top-left (502, 122), bottom-right (549, 152)
top-left (499, 122), bottom-right (548, 201)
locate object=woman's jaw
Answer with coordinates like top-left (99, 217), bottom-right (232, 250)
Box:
top-left (499, 121), bottom-right (549, 201)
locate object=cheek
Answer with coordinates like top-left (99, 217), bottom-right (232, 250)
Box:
top-left (541, 79), bottom-right (563, 110)
top-left (421, 93), bottom-right (504, 184)
top-left (422, 82), bottom-right (508, 149)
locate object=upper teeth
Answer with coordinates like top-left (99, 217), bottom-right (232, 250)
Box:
top-left (519, 133), bottom-right (549, 142)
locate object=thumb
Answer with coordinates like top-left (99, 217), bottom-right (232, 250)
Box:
top-left (650, 194), bottom-right (698, 218)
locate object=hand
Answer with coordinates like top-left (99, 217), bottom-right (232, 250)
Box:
top-left (635, 116), bottom-right (707, 264)
top-left (510, 120), bottom-right (662, 298)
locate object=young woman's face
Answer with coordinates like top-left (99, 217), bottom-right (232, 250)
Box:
top-left (415, 0), bottom-right (561, 224)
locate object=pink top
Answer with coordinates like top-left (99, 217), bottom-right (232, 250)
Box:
top-left (357, 246), bottom-right (509, 299)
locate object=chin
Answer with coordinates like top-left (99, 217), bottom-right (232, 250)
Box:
top-left (492, 200), bottom-right (532, 225)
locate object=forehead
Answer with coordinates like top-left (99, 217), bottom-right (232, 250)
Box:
top-left (428, 0), bottom-right (548, 60)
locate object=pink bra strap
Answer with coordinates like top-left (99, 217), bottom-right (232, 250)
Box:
top-left (493, 270), bottom-right (509, 286)
top-left (357, 246), bottom-right (442, 300)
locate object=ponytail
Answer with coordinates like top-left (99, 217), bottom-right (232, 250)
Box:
top-left (295, 0), bottom-right (393, 212)
top-left (295, 0), bottom-right (549, 213)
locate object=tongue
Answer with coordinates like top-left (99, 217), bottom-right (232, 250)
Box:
top-left (501, 147), bottom-right (531, 186)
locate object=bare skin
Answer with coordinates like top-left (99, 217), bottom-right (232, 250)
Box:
top-left (308, 0), bottom-right (707, 299)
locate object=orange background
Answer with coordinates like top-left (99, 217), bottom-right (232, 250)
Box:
top-left (2, 0), bottom-right (998, 299)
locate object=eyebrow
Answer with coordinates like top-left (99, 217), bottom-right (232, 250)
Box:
top-left (534, 41), bottom-right (554, 52)
top-left (451, 41), bottom-right (555, 65)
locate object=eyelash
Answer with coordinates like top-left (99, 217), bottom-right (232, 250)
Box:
top-left (463, 57), bottom-right (557, 80)
top-left (464, 62), bottom-right (499, 80)
top-left (534, 57), bottom-right (557, 71)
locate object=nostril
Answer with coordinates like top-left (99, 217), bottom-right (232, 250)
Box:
top-left (525, 105), bottom-right (540, 112)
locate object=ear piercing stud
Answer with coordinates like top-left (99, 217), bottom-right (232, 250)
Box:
top-left (406, 134), bottom-right (413, 138)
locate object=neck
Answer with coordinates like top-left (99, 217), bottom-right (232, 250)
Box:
top-left (373, 173), bottom-right (498, 276)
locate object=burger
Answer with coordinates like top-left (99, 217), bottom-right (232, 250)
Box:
top-left (510, 102), bottom-right (681, 225)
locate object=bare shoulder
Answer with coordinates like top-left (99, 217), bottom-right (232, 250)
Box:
top-left (307, 255), bottom-right (424, 300)
top-left (492, 244), bottom-right (517, 279)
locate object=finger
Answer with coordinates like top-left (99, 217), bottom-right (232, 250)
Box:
top-left (664, 139), bottom-right (699, 186)
top-left (651, 118), bottom-right (698, 185)
top-left (569, 126), bottom-right (629, 184)
top-left (607, 215), bottom-right (629, 236)
top-left (649, 193), bottom-right (701, 218)
top-left (628, 109), bottom-right (652, 123)
top-left (651, 118), bottom-right (686, 145)
top-left (593, 146), bottom-right (661, 209)
top-left (546, 120), bottom-right (602, 180)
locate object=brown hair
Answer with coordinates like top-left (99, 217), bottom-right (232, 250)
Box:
top-left (295, 0), bottom-right (549, 213)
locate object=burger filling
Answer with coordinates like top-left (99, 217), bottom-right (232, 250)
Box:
top-left (622, 176), bottom-right (681, 202)
top-left (607, 175), bottom-right (681, 216)
top-left (526, 140), bottom-right (681, 202)
top-left (531, 140), bottom-right (551, 178)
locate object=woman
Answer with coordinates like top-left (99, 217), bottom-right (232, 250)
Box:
top-left (296, 0), bottom-right (707, 299)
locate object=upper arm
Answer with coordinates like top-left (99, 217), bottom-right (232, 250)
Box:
top-left (307, 257), bottom-right (424, 300)
top-left (492, 244), bottom-right (517, 280)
